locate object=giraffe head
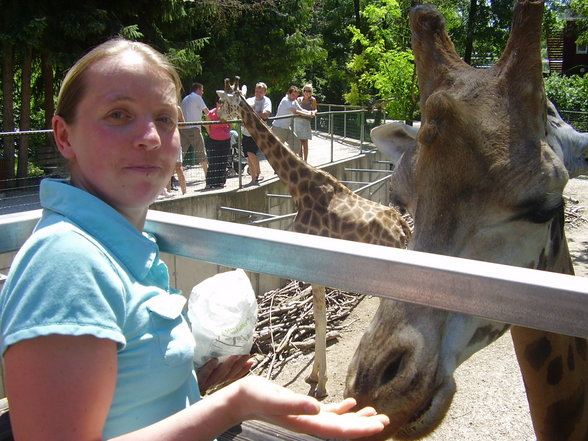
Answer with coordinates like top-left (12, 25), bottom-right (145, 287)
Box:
top-left (216, 76), bottom-right (246, 121)
top-left (345, 1), bottom-right (583, 439)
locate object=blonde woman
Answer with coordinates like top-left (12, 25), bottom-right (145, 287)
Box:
top-left (294, 84), bottom-right (318, 161)
top-left (0, 38), bottom-right (389, 441)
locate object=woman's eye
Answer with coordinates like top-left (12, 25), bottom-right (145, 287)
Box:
top-left (157, 115), bottom-right (177, 128)
top-left (107, 110), bottom-right (129, 121)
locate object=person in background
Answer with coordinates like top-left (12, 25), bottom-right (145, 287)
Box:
top-left (166, 108), bottom-right (188, 195)
top-left (0, 38), bottom-right (390, 441)
top-left (242, 82), bottom-right (272, 184)
top-left (180, 82), bottom-right (209, 177)
top-left (271, 85), bottom-right (315, 156)
top-left (294, 84), bottom-right (318, 162)
top-left (204, 96), bottom-right (231, 189)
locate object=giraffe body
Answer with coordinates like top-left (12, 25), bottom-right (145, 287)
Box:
top-left (345, 2), bottom-right (588, 440)
top-left (217, 81), bottom-right (410, 397)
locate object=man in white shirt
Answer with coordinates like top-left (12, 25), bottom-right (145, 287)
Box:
top-left (180, 83), bottom-right (209, 176)
top-left (242, 82), bottom-right (272, 184)
top-left (271, 86), bottom-right (315, 156)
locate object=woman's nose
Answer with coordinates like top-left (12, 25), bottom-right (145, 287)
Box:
top-left (135, 120), bottom-right (161, 151)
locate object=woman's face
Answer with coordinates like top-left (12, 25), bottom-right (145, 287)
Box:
top-left (53, 51), bottom-right (180, 219)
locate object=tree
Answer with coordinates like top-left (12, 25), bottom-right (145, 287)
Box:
top-left (570, 0), bottom-right (588, 45)
top-left (193, 0), bottom-right (325, 105)
top-left (345, 0), bottom-right (418, 121)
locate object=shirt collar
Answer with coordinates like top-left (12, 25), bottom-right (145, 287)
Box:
top-left (39, 178), bottom-right (158, 280)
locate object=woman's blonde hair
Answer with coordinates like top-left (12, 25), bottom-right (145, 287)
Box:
top-left (56, 38), bottom-right (182, 123)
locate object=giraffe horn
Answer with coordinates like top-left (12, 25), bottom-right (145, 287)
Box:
top-left (234, 76), bottom-right (240, 92)
top-left (224, 78), bottom-right (231, 93)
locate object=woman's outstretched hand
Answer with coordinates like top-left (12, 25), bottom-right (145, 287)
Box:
top-left (226, 376), bottom-right (390, 439)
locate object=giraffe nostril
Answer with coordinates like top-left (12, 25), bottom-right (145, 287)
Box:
top-left (381, 352), bottom-right (405, 386)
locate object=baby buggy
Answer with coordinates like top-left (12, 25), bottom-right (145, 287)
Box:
top-left (227, 130), bottom-right (249, 177)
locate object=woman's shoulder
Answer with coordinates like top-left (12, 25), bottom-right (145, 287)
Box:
top-left (27, 215), bottom-right (118, 269)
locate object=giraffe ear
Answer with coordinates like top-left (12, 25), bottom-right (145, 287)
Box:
top-left (241, 84), bottom-right (247, 97)
top-left (216, 90), bottom-right (227, 100)
top-left (371, 122), bottom-right (418, 165)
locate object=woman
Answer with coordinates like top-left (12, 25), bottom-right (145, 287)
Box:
top-left (204, 97), bottom-right (231, 189)
top-left (0, 39), bottom-right (389, 441)
top-left (294, 84), bottom-right (318, 161)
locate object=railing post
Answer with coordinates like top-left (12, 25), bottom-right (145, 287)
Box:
top-left (237, 122), bottom-right (244, 189)
top-left (329, 112), bottom-right (334, 163)
top-left (343, 106), bottom-right (347, 138)
top-left (359, 110), bottom-right (365, 154)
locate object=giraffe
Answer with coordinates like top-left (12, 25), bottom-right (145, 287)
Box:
top-left (216, 79), bottom-right (411, 398)
top-left (344, 1), bottom-right (588, 440)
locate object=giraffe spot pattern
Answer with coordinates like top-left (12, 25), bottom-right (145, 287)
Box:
top-left (467, 324), bottom-right (509, 347)
top-left (568, 343), bottom-right (576, 371)
top-left (576, 337), bottom-right (587, 360)
top-left (525, 335), bottom-right (552, 371)
top-left (546, 356), bottom-right (563, 385)
top-left (543, 381), bottom-right (585, 441)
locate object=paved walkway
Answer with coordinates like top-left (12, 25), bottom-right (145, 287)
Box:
top-left (160, 132), bottom-right (370, 198)
top-left (0, 133), bottom-right (372, 214)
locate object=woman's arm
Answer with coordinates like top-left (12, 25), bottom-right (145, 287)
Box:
top-left (5, 337), bottom-right (388, 441)
top-left (118, 376), bottom-right (389, 441)
top-left (292, 99), bottom-right (316, 118)
top-left (5, 334), bottom-right (118, 441)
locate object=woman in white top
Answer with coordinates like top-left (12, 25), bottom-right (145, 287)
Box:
top-left (294, 84), bottom-right (318, 161)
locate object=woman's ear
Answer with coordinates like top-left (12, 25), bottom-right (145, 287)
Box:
top-left (52, 115), bottom-right (76, 160)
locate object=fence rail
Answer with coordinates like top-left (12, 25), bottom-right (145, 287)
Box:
top-left (1, 209), bottom-right (588, 338)
top-left (0, 108), bottom-right (372, 213)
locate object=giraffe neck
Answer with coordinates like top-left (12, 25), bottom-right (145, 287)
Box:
top-left (512, 206), bottom-right (588, 441)
top-left (237, 97), bottom-right (318, 200)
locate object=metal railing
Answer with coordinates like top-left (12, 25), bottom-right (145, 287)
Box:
top-left (218, 168), bottom-right (394, 227)
top-left (2, 209), bottom-right (588, 338)
top-left (0, 108), bottom-right (372, 213)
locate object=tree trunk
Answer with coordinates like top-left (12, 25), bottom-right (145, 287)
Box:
top-left (18, 45), bottom-right (33, 180)
top-left (353, 0), bottom-right (361, 55)
top-left (41, 50), bottom-right (54, 129)
top-left (41, 50), bottom-right (59, 172)
top-left (2, 41), bottom-right (15, 186)
top-left (464, 0), bottom-right (478, 64)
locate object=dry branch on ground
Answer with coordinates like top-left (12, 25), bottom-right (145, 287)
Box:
top-left (251, 280), bottom-right (362, 380)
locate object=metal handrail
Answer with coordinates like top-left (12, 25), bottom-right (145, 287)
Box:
top-left (2, 209), bottom-right (588, 338)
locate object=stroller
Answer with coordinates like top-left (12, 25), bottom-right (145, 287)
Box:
top-left (227, 130), bottom-right (249, 177)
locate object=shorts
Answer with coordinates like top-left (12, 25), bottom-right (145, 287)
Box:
top-left (242, 135), bottom-right (259, 155)
top-left (271, 126), bottom-right (301, 154)
top-left (180, 126), bottom-right (207, 163)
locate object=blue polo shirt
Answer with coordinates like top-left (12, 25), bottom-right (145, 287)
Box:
top-left (0, 179), bottom-right (201, 438)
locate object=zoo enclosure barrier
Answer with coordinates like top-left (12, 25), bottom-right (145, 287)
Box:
top-left (2, 209), bottom-right (588, 339)
top-left (0, 107), bottom-right (374, 213)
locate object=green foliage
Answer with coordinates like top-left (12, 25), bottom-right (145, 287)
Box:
top-left (118, 25), bottom-right (144, 41)
top-left (27, 162), bottom-right (45, 178)
top-left (570, 0), bottom-right (588, 46)
top-left (194, 0), bottom-right (326, 105)
top-left (344, 0), bottom-right (418, 121)
top-left (166, 38), bottom-right (209, 82)
top-left (544, 74), bottom-right (588, 112)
